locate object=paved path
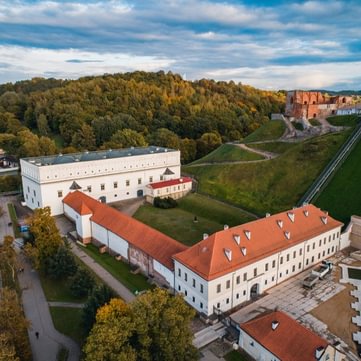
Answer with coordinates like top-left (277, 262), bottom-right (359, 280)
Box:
top-left (235, 143), bottom-right (278, 160)
top-left (70, 242), bottom-right (135, 303)
top-left (48, 302), bottom-right (85, 308)
top-left (18, 254), bottom-right (80, 361)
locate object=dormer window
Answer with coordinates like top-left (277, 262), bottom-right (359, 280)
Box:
top-left (284, 231), bottom-right (291, 240)
top-left (233, 234), bottom-right (240, 245)
top-left (277, 220), bottom-right (283, 228)
top-left (287, 212), bottom-right (295, 222)
top-left (244, 230), bottom-right (251, 240)
top-left (224, 248), bottom-right (232, 262)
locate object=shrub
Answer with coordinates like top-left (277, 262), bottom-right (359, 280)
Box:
top-left (70, 267), bottom-right (95, 297)
top-left (153, 197), bottom-right (177, 209)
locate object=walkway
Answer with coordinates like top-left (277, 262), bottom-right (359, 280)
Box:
top-left (17, 254), bottom-right (80, 361)
top-left (235, 143), bottom-right (278, 160)
top-left (48, 301), bottom-right (85, 308)
top-left (69, 242), bottom-right (135, 303)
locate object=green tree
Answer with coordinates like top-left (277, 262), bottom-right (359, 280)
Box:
top-left (196, 132), bottom-right (222, 158)
top-left (70, 267), bottom-right (95, 297)
top-left (82, 284), bottom-right (116, 334)
top-left (180, 138), bottom-right (197, 164)
top-left (104, 128), bottom-right (147, 149)
top-left (148, 128), bottom-right (180, 149)
top-left (36, 114), bottom-right (50, 136)
top-left (39, 136), bottom-right (57, 155)
top-left (0, 236), bottom-right (18, 286)
top-left (71, 123), bottom-right (96, 150)
top-left (47, 245), bottom-right (78, 280)
top-left (0, 333), bottom-right (19, 361)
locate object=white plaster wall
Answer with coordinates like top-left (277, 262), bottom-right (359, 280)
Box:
top-left (107, 230), bottom-right (129, 259)
top-left (63, 203), bottom-right (84, 237)
top-left (80, 214), bottom-right (92, 239)
top-left (153, 259), bottom-right (174, 288)
top-left (91, 222), bottom-right (108, 245)
top-left (239, 331), bottom-right (279, 361)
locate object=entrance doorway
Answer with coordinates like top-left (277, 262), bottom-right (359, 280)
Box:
top-left (99, 196), bottom-right (106, 203)
top-left (250, 283), bottom-right (259, 299)
top-left (137, 189), bottom-right (143, 197)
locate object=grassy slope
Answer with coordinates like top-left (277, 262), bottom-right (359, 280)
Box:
top-left (134, 193), bottom-right (256, 245)
top-left (315, 136), bottom-right (361, 225)
top-left (242, 120), bottom-right (285, 143)
top-left (184, 131), bottom-right (351, 215)
top-left (327, 114), bottom-right (360, 127)
top-left (247, 142), bottom-right (297, 154)
top-left (190, 144), bottom-right (263, 165)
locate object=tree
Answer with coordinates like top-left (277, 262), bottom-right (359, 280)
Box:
top-left (82, 284), bottom-right (115, 334)
top-left (83, 289), bottom-right (198, 361)
top-left (38, 136), bottom-right (57, 155)
top-left (71, 123), bottom-right (96, 150)
top-left (36, 114), bottom-right (50, 136)
top-left (180, 138), bottom-right (197, 164)
top-left (196, 132), bottom-right (222, 158)
top-left (148, 128), bottom-right (180, 149)
top-left (0, 236), bottom-right (18, 286)
top-left (0, 288), bottom-right (31, 361)
top-left (25, 207), bottom-right (64, 272)
top-left (70, 267), bottom-right (95, 297)
top-left (103, 128), bottom-right (147, 149)
top-left (47, 245), bottom-right (78, 280)
top-left (0, 333), bottom-right (19, 361)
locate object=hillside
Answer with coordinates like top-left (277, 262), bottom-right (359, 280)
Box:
top-left (0, 72), bottom-right (285, 163)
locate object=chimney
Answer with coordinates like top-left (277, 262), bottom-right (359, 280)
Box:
top-left (224, 224), bottom-right (229, 230)
top-left (315, 346), bottom-right (325, 359)
top-left (271, 321), bottom-right (279, 331)
top-left (321, 216), bottom-right (328, 225)
top-left (287, 212), bottom-right (295, 222)
top-left (277, 220), bottom-right (283, 229)
top-left (266, 212), bottom-right (271, 218)
top-left (324, 211), bottom-right (329, 216)
top-left (241, 247), bottom-right (247, 256)
top-left (233, 234), bottom-right (240, 245)
top-left (304, 210), bottom-right (309, 217)
top-left (284, 231), bottom-right (291, 240)
top-left (203, 233), bottom-right (208, 240)
top-left (224, 248), bottom-right (232, 262)
top-left (244, 230), bottom-right (251, 240)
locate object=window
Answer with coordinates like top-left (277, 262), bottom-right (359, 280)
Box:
top-left (243, 290), bottom-right (246, 295)
top-left (250, 341), bottom-right (254, 347)
top-left (226, 280), bottom-right (230, 289)
top-left (236, 293), bottom-right (239, 299)
top-left (280, 256), bottom-right (283, 265)
top-left (329, 235), bottom-right (331, 242)
top-left (87, 185), bottom-right (92, 192)
top-left (292, 265), bottom-right (295, 272)
top-left (149, 176), bottom-right (153, 183)
top-left (192, 296), bottom-right (195, 302)
top-left (217, 302), bottom-right (220, 308)
top-left (200, 302), bottom-right (203, 309)
top-left (318, 253), bottom-right (321, 259)
top-left (306, 259), bottom-right (309, 265)
top-left (33, 190), bottom-right (36, 196)
top-left (272, 260), bottom-right (276, 268)
top-left (160, 175), bottom-right (164, 181)
top-left (217, 284), bottom-right (221, 293)
top-left (243, 273), bottom-right (247, 281)
top-left (185, 290), bottom-right (187, 296)
top-left (184, 273), bottom-right (188, 282)
top-left (265, 279), bottom-right (268, 285)
top-left (37, 202), bottom-right (40, 206)
top-left (293, 251), bottom-right (296, 259)
top-left (313, 243), bottom-right (315, 250)
top-left (324, 238), bottom-right (326, 245)
top-left (126, 180), bottom-right (130, 187)
top-left (327, 248), bottom-right (330, 255)
top-left (254, 268), bottom-right (257, 277)
top-left (200, 284), bottom-right (204, 293)
top-left (299, 248), bottom-right (302, 256)
top-left (178, 269), bottom-right (181, 277)
top-left (272, 276), bottom-right (275, 282)
top-left (333, 233), bottom-right (335, 240)
top-left (307, 245), bottom-right (310, 252)
top-left (178, 285), bottom-right (181, 291)
top-left (286, 254), bottom-right (290, 262)
top-left (331, 246), bottom-right (334, 252)
top-left (113, 182), bottom-right (118, 189)
top-left (138, 178), bottom-right (142, 185)
top-left (279, 272), bottom-right (282, 278)
top-left (286, 269), bottom-right (289, 275)
top-left (265, 263), bottom-right (269, 271)
top-left (311, 256), bottom-right (314, 263)
top-left (27, 186), bottom-right (30, 192)
top-left (57, 190), bottom-right (63, 198)
top-left (101, 184), bottom-right (105, 191)
top-left (236, 275), bottom-right (240, 284)
top-left (299, 262), bottom-right (302, 269)
top-left (322, 250), bottom-right (325, 257)
top-left (192, 279), bottom-right (196, 288)
top-left (319, 239), bottom-right (322, 247)
top-left (226, 298), bottom-right (229, 304)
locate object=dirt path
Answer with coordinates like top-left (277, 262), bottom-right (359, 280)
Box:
top-left (235, 143), bottom-right (278, 159)
top-left (185, 158), bottom-right (271, 167)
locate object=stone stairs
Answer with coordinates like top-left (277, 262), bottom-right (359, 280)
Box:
top-left (193, 322), bottom-right (227, 349)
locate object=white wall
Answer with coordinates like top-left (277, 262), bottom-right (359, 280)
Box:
top-left (153, 259), bottom-right (174, 289)
top-left (107, 229), bottom-right (129, 259)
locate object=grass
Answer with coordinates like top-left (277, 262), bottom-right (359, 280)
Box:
top-left (134, 193), bottom-right (256, 245)
top-left (7, 202), bottom-right (21, 237)
top-left (224, 350), bottom-right (249, 361)
top-left (242, 120), bottom-right (285, 143)
top-left (190, 144), bottom-right (263, 165)
top-left (50, 307), bottom-right (85, 345)
top-left (247, 141), bottom-right (296, 154)
top-left (56, 347), bottom-right (69, 361)
top-left (315, 136), bottom-right (361, 225)
top-left (184, 130), bottom-right (351, 216)
top-left (348, 268), bottom-right (361, 280)
top-left (81, 244), bottom-right (152, 293)
top-left (327, 114), bottom-right (360, 127)
top-left (310, 118), bottom-right (321, 126)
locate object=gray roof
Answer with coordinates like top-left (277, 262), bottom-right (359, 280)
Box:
top-left (22, 146), bottom-right (177, 167)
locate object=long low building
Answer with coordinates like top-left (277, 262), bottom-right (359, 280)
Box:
top-left (21, 146), bottom-right (180, 215)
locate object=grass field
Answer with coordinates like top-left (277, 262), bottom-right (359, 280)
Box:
top-left (190, 144), bottom-right (263, 165)
top-left (134, 193), bottom-right (256, 245)
top-left (247, 141), bottom-right (296, 154)
top-left (224, 350), bottom-right (250, 361)
top-left (50, 307), bottom-right (85, 345)
top-left (327, 114), bottom-right (360, 127)
top-left (348, 268), bottom-right (361, 280)
top-left (315, 137), bottom-right (361, 224)
top-left (242, 120), bottom-right (285, 143)
top-left (81, 244), bottom-right (152, 293)
top-left (184, 130), bottom-right (351, 215)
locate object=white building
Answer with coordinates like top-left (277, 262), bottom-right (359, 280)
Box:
top-left (239, 310), bottom-right (345, 361)
top-left (63, 190), bottom-right (187, 289)
top-left (20, 146), bottom-right (180, 215)
top-left (173, 205), bottom-right (347, 316)
top-left (336, 104), bottom-right (361, 115)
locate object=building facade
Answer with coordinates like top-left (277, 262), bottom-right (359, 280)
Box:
top-left (173, 205), bottom-right (347, 316)
top-left (285, 91), bottom-right (352, 120)
top-left (21, 146), bottom-right (180, 215)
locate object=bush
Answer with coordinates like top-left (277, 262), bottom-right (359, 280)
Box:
top-left (70, 267), bottom-right (95, 297)
top-left (153, 197), bottom-right (178, 209)
top-left (47, 246), bottom-right (78, 280)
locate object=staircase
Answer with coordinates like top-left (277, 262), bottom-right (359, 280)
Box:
top-left (193, 322), bottom-right (227, 349)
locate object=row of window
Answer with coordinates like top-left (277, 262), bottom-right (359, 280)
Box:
top-left (177, 285), bottom-right (204, 309)
top-left (178, 269), bottom-right (204, 293)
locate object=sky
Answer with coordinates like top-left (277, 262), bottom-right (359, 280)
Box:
top-left (0, 0), bottom-right (361, 90)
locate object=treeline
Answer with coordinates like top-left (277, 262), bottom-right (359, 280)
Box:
top-left (0, 71), bottom-right (285, 162)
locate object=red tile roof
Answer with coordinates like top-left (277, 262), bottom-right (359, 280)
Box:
top-left (173, 204), bottom-right (342, 280)
top-left (147, 177), bottom-right (192, 190)
top-left (63, 191), bottom-right (187, 270)
top-left (240, 311), bottom-right (328, 361)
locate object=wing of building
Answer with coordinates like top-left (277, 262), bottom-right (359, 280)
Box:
top-left (21, 146), bottom-right (181, 215)
top-left (239, 310), bottom-right (345, 361)
top-left (173, 205), bottom-right (345, 316)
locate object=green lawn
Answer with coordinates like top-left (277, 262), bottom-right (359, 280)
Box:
top-left (247, 141), bottom-right (296, 154)
top-left (315, 136), bottom-right (361, 225)
top-left (224, 350), bottom-right (250, 361)
top-left (327, 114), bottom-right (360, 127)
top-left (81, 244), bottom-right (152, 293)
top-left (190, 144), bottom-right (263, 165)
top-left (184, 130), bottom-right (351, 216)
top-left (243, 120), bottom-right (285, 143)
top-left (134, 193), bottom-right (256, 245)
top-left (348, 268), bottom-right (361, 280)
top-left (310, 118), bottom-right (321, 126)
top-left (50, 307), bottom-right (85, 345)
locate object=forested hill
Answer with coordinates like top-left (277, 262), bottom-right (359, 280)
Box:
top-left (0, 71), bottom-right (285, 163)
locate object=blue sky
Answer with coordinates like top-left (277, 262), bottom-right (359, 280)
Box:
top-left (0, 0), bottom-right (360, 90)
